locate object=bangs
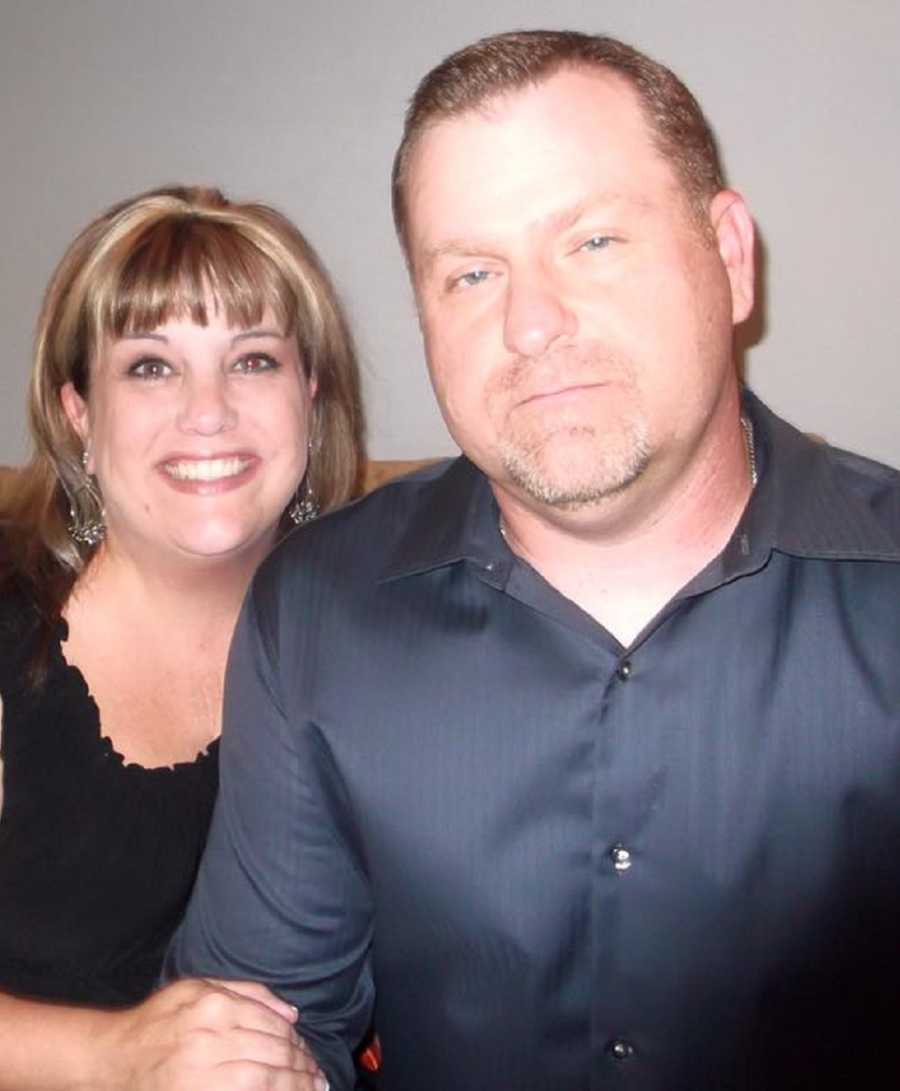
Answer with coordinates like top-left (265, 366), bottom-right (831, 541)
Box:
top-left (98, 217), bottom-right (295, 338)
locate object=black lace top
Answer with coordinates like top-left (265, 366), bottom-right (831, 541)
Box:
top-left (0, 588), bottom-right (219, 1006)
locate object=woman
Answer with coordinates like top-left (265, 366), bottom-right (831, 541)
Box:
top-left (0, 186), bottom-right (364, 1089)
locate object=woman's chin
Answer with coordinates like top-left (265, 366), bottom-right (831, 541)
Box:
top-left (166, 522), bottom-right (279, 567)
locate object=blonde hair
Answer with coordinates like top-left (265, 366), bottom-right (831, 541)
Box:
top-left (4, 185), bottom-right (365, 629)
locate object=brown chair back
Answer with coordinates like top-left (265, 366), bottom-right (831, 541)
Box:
top-left (362, 459), bottom-right (440, 494)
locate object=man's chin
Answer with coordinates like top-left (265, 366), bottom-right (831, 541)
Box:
top-left (500, 436), bottom-right (651, 510)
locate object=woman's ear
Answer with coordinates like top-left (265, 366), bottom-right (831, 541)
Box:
top-left (60, 382), bottom-right (92, 468)
top-left (709, 189), bottom-right (755, 325)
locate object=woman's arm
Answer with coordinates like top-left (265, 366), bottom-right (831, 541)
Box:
top-left (0, 978), bottom-right (327, 1090)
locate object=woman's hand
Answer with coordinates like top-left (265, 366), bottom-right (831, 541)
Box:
top-left (100, 978), bottom-right (328, 1091)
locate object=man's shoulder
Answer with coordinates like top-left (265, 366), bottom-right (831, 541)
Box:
top-left (259, 456), bottom-right (471, 593)
top-left (820, 442), bottom-right (900, 547)
top-left (308, 455), bottom-right (460, 547)
top-left (754, 393), bottom-right (900, 560)
top-left (824, 441), bottom-right (900, 492)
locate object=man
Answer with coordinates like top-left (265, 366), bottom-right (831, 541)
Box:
top-left (168, 30), bottom-right (900, 1091)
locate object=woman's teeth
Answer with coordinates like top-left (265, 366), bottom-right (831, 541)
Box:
top-left (163, 457), bottom-right (251, 482)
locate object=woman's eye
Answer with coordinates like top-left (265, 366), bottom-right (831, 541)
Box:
top-left (128, 358), bottom-right (172, 380)
top-left (233, 353), bottom-right (279, 374)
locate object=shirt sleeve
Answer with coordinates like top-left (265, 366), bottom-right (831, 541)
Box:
top-left (164, 579), bottom-right (375, 1091)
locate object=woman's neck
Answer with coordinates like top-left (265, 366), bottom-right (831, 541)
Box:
top-left (69, 539), bottom-right (262, 641)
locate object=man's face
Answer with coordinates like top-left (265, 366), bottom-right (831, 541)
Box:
top-left (405, 68), bottom-right (752, 514)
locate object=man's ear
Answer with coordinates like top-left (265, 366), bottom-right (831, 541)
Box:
top-left (60, 382), bottom-right (92, 468)
top-left (709, 189), bottom-right (755, 325)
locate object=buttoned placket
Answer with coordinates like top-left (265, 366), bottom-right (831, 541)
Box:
top-left (593, 648), bottom-right (643, 1080)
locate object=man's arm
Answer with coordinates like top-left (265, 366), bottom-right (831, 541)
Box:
top-left (165, 582), bottom-right (375, 1091)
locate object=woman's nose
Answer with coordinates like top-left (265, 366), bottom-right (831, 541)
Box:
top-left (175, 373), bottom-right (237, 435)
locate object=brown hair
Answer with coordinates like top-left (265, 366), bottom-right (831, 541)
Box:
top-left (2, 185), bottom-right (365, 652)
top-left (392, 29), bottom-right (725, 256)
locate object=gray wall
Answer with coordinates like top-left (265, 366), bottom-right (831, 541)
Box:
top-left (1, 0), bottom-right (898, 466)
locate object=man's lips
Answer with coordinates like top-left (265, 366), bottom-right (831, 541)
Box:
top-left (516, 380), bottom-right (609, 408)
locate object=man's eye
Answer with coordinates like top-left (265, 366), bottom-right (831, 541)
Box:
top-left (233, 354), bottom-right (279, 374)
top-left (579, 235), bottom-right (614, 253)
top-left (451, 269), bottom-right (492, 291)
top-left (128, 358), bottom-right (172, 380)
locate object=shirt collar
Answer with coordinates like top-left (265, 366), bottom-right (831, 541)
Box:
top-left (378, 456), bottom-right (507, 585)
top-left (739, 388), bottom-right (900, 562)
top-left (379, 389), bottom-right (900, 583)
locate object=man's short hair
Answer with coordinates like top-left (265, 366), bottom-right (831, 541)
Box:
top-left (392, 29), bottom-right (725, 256)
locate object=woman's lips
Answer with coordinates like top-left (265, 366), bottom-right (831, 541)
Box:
top-left (158, 454), bottom-right (259, 494)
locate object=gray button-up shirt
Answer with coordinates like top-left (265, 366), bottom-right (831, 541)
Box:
top-left (167, 391), bottom-right (900, 1091)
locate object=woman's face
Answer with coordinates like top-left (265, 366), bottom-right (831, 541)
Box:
top-left (62, 304), bottom-right (316, 571)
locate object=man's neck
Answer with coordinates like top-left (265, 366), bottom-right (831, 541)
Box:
top-left (494, 412), bottom-right (754, 648)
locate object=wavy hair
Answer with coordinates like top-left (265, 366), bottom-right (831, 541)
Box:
top-left (2, 185), bottom-right (365, 652)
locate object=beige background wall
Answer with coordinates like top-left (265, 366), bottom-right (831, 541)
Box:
top-left (1, 0), bottom-right (897, 467)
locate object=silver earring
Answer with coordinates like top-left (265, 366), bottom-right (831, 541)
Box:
top-left (288, 445), bottom-right (319, 526)
top-left (68, 450), bottom-right (106, 546)
top-left (288, 480), bottom-right (319, 526)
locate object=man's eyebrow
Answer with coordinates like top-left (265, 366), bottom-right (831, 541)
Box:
top-left (420, 193), bottom-right (642, 273)
top-left (420, 237), bottom-right (501, 274)
top-left (541, 199), bottom-right (592, 236)
top-left (535, 192), bottom-right (648, 233)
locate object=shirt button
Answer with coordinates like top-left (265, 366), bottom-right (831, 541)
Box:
top-left (607, 1038), bottom-right (636, 1061)
top-left (616, 660), bottom-right (632, 681)
top-left (610, 844), bottom-right (632, 872)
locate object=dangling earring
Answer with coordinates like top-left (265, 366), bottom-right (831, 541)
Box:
top-left (68, 450), bottom-right (106, 546)
top-left (288, 441), bottom-right (319, 526)
top-left (288, 488), bottom-right (318, 526)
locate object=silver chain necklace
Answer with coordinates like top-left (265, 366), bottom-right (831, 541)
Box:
top-left (740, 414), bottom-right (758, 488)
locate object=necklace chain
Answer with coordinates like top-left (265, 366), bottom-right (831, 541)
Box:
top-left (740, 414), bottom-right (758, 489)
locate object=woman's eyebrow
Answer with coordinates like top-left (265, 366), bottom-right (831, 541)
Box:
top-left (231, 328), bottom-right (285, 344)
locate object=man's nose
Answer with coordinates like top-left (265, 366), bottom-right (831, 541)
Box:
top-left (176, 372), bottom-right (237, 435)
top-left (502, 268), bottom-right (577, 358)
